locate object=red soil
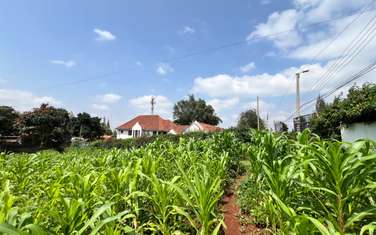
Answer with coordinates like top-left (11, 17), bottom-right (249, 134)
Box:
top-left (222, 176), bottom-right (264, 235)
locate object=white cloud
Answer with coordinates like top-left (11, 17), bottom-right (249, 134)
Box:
top-left (248, 0), bottom-right (371, 52)
top-left (50, 60), bottom-right (76, 68)
top-left (0, 78), bottom-right (6, 84)
top-left (156, 63), bottom-right (174, 75)
top-left (248, 9), bottom-right (302, 49)
top-left (294, 0), bottom-right (369, 23)
top-left (179, 26), bottom-right (196, 35)
top-left (0, 89), bottom-right (61, 111)
top-left (94, 28), bottom-right (116, 41)
top-left (136, 61), bottom-right (143, 67)
top-left (240, 62), bottom-right (256, 73)
top-left (96, 93), bottom-right (122, 104)
top-left (92, 103), bottom-right (109, 111)
top-left (261, 0), bottom-right (271, 5)
top-left (192, 57), bottom-right (376, 98)
top-left (129, 95), bottom-right (173, 116)
top-left (208, 97), bottom-right (239, 111)
top-left (289, 10), bottom-right (376, 60)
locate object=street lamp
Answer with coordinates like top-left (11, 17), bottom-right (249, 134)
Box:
top-left (296, 69), bottom-right (310, 117)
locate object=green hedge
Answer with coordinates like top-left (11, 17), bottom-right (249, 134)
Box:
top-left (86, 132), bottom-right (213, 150)
top-left (310, 83), bottom-right (376, 139)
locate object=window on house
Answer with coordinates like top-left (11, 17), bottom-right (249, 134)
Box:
top-left (128, 130), bottom-right (132, 135)
top-left (133, 130), bottom-right (140, 138)
top-left (153, 131), bottom-right (157, 135)
top-left (120, 130), bottom-right (123, 134)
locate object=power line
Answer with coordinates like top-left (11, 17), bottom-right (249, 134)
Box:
top-left (284, 59), bottom-right (376, 122)
top-left (37, 6), bottom-right (376, 91)
top-left (38, 71), bottom-right (122, 90)
top-left (165, 8), bottom-right (376, 63)
top-left (274, 3), bottom-right (375, 114)
top-left (310, 0), bottom-right (375, 61)
top-left (312, 7), bottom-right (376, 90)
top-left (315, 22), bottom-right (376, 90)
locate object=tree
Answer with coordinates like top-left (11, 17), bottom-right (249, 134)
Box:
top-left (310, 97), bottom-right (343, 139)
top-left (310, 83), bottom-right (376, 139)
top-left (173, 95), bottom-right (222, 125)
top-left (71, 113), bottom-right (105, 140)
top-left (237, 109), bottom-right (265, 130)
top-left (315, 95), bottom-right (326, 113)
top-left (101, 117), bottom-right (113, 135)
top-left (275, 121), bottom-right (288, 132)
top-left (17, 104), bottom-right (72, 149)
top-left (0, 106), bottom-right (19, 136)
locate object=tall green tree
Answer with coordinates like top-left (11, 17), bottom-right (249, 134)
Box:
top-left (0, 106), bottom-right (19, 136)
top-left (101, 117), bottom-right (113, 135)
top-left (315, 95), bottom-right (326, 113)
top-left (71, 112), bottom-right (105, 139)
top-left (17, 104), bottom-right (72, 149)
top-left (173, 95), bottom-right (222, 125)
top-left (310, 83), bottom-right (376, 139)
top-left (237, 109), bottom-right (265, 130)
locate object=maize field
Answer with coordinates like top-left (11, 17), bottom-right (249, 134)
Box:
top-left (0, 132), bottom-right (244, 235)
top-left (1, 130), bottom-right (376, 234)
top-left (239, 130), bottom-right (376, 234)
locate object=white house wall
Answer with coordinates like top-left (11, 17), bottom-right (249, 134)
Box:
top-left (131, 122), bottom-right (143, 137)
top-left (168, 129), bottom-right (177, 135)
top-left (184, 121), bottom-right (202, 133)
top-left (116, 129), bottom-right (132, 139)
top-left (341, 122), bottom-right (376, 142)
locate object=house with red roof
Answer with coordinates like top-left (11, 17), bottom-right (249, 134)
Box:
top-left (183, 121), bottom-right (223, 133)
top-left (115, 115), bottom-right (222, 139)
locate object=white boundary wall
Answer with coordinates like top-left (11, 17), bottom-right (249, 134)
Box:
top-left (341, 122), bottom-right (376, 142)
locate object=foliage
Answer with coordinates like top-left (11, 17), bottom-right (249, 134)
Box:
top-left (340, 83), bottom-right (376, 125)
top-left (237, 109), bottom-right (265, 130)
top-left (173, 95), bottom-right (222, 125)
top-left (16, 104), bottom-right (72, 150)
top-left (71, 113), bottom-right (105, 140)
top-left (0, 106), bottom-right (19, 136)
top-left (0, 132), bottom-right (244, 234)
top-left (315, 95), bottom-right (326, 113)
top-left (101, 118), bottom-right (113, 136)
top-left (238, 129), bottom-right (376, 234)
top-left (310, 97), bottom-right (343, 139)
top-left (310, 83), bottom-right (376, 139)
top-left (87, 132), bottom-right (219, 151)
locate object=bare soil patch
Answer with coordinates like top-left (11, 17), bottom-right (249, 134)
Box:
top-left (222, 176), bottom-right (265, 235)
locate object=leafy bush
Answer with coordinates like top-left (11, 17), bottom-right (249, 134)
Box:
top-left (86, 132), bottom-right (213, 150)
top-left (310, 83), bottom-right (376, 139)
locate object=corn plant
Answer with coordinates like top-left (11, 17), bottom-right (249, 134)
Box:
top-left (239, 129), bottom-right (376, 234)
top-left (0, 132), bottom-right (240, 234)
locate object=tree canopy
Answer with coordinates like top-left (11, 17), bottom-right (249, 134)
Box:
top-left (17, 104), bottom-right (72, 149)
top-left (237, 109), bottom-right (265, 130)
top-left (173, 95), bottom-right (222, 125)
top-left (0, 106), bottom-right (19, 136)
top-left (71, 112), bottom-right (105, 140)
top-left (310, 83), bottom-right (376, 139)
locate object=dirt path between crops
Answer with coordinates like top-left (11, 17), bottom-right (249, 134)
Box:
top-left (222, 176), bottom-right (265, 235)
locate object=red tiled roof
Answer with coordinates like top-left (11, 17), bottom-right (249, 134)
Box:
top-left (170, 125), bottom-right (189, 134)
top-left (198, 122), bottom-right (223, 132)
top-left (117, 115), bottom-right (178, 132)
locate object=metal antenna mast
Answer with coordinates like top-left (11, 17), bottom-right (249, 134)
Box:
top-left (151, 96), bottom-right (156, 115)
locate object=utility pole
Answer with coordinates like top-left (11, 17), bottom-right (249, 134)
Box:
top-left (295, 69), bottom-right (310, 132)
top-left (296, 72), bottom-right (301, 118)
top-left (151, 96), bottom-right (156, 115)
top-left (295, 69), bottom-right (310, 117)
top-left (257, 96), bottom-right (260, 131)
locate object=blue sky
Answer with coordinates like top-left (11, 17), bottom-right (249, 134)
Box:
top-left (1, 0), bottom-right (375, 128)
